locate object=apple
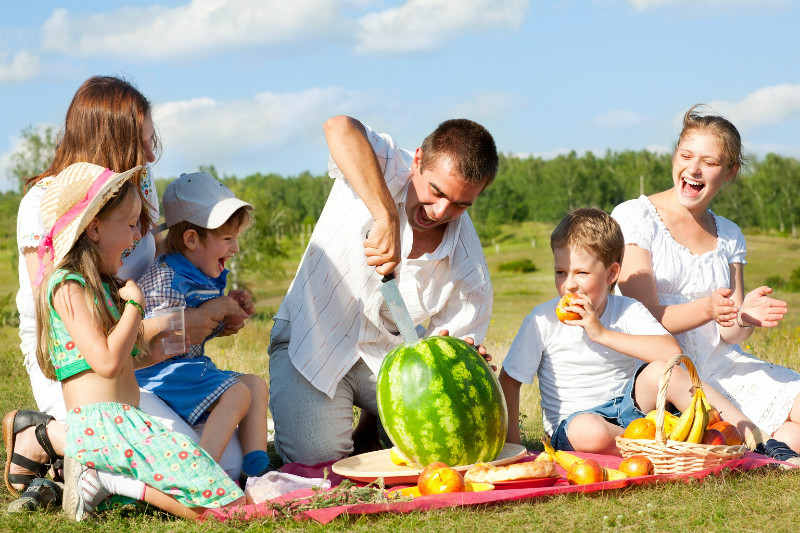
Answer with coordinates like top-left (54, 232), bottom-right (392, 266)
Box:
top-left (709, 421), bottom-right (743, 446)
top-left (567, 459), bottom-right (604, 485)
top-left (701, 428), bottom-right (726, 446)
top-left (619, 455), bottom-right (654, 477)
top-left (556, 293), bottom-right (583, 323)
top-left (417, 463), bottom-right (465, 495)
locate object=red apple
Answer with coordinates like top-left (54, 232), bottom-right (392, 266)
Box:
top-left (567, 459), bottom-right (604, 485)
top-left (619, 455), bottom-right (654, 477)
top-left (701, 428), bottom-right (726, 446)
top-left (417, 462), bottom-right (449, 489)
top-left (709, 421), bottom-right (743, 446)
top-left (556, 293), bottom-right (583, 323)
top-left (417, 463), bottom-right (465, 495)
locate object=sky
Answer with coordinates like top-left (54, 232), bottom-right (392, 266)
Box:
top-left (1, 0), bottom-right (800, 192)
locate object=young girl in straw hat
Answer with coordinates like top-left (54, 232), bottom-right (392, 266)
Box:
top-left (35, 162), bottom-right (246, 520)
top-left (5, 76), bottom-right (244, 512)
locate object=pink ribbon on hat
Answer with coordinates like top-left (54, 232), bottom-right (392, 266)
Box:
top-left (34, 168), bottom-right (116, 286)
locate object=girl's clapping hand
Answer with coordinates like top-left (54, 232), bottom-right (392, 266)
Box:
top-left (710, 287), bottom-right (738, 327)
top-left (739, 286), bottom-right (788, 328)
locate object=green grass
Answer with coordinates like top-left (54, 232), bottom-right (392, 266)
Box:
top-left (3, 221), bottom-right (800, 530)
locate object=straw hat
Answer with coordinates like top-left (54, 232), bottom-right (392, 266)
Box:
top-left (39, 162), bottom-right (142, 269)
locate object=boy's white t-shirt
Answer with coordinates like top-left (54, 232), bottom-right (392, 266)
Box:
top-left (502, 293), bottom-right (669, 435)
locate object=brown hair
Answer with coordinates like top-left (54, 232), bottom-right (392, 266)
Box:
top-left (163, 207), bottom-right (254, 256)
top-left (550, 207), bottom-right (624, 291)
top-left (420, 119), bottom-right (498, 186)
top-left (677, 104), bottom-right (745, 179)
top-left (36, 182), bottom-right (146, 380)
top-left (26, 75), bottom-right (160, 233)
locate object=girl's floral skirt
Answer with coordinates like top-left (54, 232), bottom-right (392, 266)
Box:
top-left (65, 402), bottom-right (242, 508)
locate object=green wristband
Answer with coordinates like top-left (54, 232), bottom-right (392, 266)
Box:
top-left (126, 299), bottom-right (145, 319)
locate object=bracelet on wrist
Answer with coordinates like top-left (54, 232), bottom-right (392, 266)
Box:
top-left (126, 299), bottom-right (145, 319)
top-left (737, 318), bottom-right (754, 329)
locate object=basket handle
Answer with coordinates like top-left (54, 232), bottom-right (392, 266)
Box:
top-left (653, 354), bottom-right (702, 445)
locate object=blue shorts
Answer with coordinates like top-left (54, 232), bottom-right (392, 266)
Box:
top-left (135, 355), bottom-right (241, 426)
top-left (551, 364), bottom-right (647, 451)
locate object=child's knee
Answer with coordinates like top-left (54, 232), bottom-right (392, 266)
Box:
top-left (241, 374), bottom-right (269, 403)
top-left (227, 381), bottom-right (252, 409)
top-left (567, 414), bottom-right (619, 453)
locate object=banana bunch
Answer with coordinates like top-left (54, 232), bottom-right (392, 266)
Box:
top-left (668, 388), bottom-right (709, 443)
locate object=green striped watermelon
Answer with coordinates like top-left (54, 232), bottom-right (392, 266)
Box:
top-left (376, 336), bottom-right (507, 467)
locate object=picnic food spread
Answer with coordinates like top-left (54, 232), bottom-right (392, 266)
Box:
top-left (376, 336), bottom-right (508, 468)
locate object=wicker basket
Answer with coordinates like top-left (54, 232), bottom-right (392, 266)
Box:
top-left (615, 354), bottom-right (746, 474)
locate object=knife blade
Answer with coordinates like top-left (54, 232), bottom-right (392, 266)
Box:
top-left (379, 272), bottom-right (419, 344)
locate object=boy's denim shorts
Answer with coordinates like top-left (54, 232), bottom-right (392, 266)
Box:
top-left (551, 364), bottom-right (647, 451)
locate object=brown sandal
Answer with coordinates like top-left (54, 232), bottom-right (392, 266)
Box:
top-left (3, 410), bottom-right (61, 497)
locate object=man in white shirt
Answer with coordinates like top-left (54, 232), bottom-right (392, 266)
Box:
top-left (269, 116), bottom-right (498, 464)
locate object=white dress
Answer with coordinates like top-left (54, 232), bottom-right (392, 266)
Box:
top-left (612, 196), bottom-right (800, 434)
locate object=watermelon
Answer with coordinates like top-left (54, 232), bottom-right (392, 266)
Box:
top-left (376, 336), bottom-right (508, 467)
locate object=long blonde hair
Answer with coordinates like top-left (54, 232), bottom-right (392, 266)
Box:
top-left (35, 182), bottom-right (145, 380)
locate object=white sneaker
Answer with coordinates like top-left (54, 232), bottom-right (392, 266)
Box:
top-left (62, 456), bottom-right (110, 521)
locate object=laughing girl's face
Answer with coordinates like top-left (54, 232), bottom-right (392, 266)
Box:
top-left (671, 131), bottom-right (737, 212)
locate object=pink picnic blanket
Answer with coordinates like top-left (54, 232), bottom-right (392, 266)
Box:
top-left (201, 451), bottom-right (790, 524)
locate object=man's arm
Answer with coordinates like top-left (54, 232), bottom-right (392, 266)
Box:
top-left (323, 115), bottom-right (400, 275)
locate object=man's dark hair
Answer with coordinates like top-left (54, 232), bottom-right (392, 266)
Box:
top-left (420, 119), bottom-right (498, 186)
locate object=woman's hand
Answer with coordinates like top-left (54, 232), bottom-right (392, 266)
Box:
top-left (709, 287), bottom-right (738, 327)
top-left (739, 286), bottom-right (788, 328)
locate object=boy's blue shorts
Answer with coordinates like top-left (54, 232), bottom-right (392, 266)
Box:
top-left (551, 364), bottom-right (648, 451)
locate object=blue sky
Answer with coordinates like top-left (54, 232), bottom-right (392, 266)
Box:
top-left (1, 0), bottom-right (799, 192)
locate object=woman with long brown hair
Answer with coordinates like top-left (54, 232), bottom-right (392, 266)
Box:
top-left (5, 76), bottom-right (243, 512)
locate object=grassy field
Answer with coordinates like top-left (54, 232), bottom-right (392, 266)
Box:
top-left (2, 220), bottom-right (800, 531)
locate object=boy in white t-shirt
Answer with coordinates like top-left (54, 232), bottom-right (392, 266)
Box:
top-left (501, 208), bottom-right (689, 455)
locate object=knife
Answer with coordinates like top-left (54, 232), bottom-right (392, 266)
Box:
top-left (379, 272), bottom-right (419, 344)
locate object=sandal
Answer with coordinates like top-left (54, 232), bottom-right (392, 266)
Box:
top-left (7, 477), bottom-right (63, 512)
top-left (3, 410), bottom-right (62, 497)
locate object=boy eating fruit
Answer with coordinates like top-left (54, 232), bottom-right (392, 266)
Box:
top-left (499, 207), bottom-right (755, 455)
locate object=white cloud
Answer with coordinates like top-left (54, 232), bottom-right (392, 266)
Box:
top-left (35, 0), bottom-right (531, 60)
top-left (0, 51), bottom-right (43, 83)
top-left (151, 86), bottom-right (383, 176)
top-left (450, 91), bottom-right (517, 122)
top-left (707, 84), bottom-right (800, 130)
top-left (356, 0), bottom-right (529, 53)
top-left (745, 141), bottom-right (800, 160)
top-left (41, 0), bottom-right (352, 61)
top-left (592, 110), bottom-right (646, 129)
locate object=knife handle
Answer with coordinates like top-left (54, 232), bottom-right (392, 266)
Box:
top-left (381, 273), bottom-right (395, 283)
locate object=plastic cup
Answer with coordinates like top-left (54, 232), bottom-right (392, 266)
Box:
top-left (153, 306), bottom-right (186, 356)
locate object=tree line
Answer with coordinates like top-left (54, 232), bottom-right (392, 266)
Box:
top-left (4, 144), bottom-right (799, 277)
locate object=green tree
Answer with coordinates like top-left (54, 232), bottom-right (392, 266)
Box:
top-left (7, 126), bottom-right (57, 191)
